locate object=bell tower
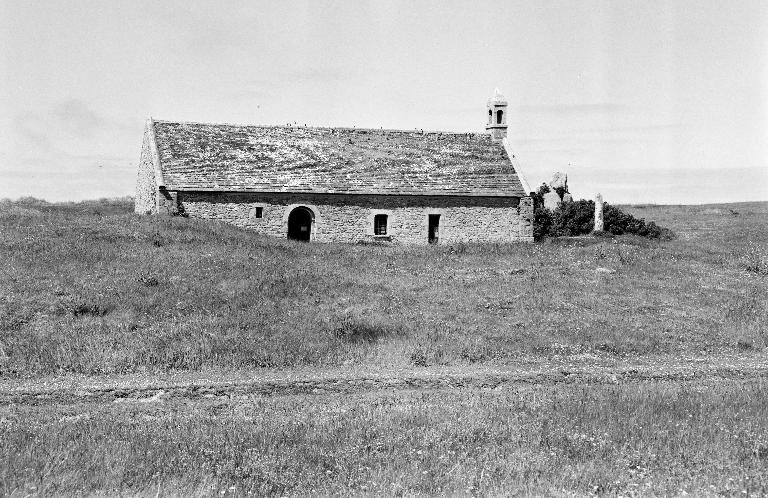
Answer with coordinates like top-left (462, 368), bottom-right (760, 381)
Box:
top-left (486, 88), bottom-right (508, 141)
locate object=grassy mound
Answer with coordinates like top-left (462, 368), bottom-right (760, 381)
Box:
top-left (1, 198), bottom-right (766, 378)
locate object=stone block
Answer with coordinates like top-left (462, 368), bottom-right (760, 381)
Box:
top-left (549, 172), bottom-right (568, 190)
top-left (543, 191), bottom-right (561, 211)
top-left (594, 193), bottom-right (604, 231)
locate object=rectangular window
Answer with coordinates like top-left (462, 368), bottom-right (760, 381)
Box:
top-left (374, 214), bottom-right (388, 235)
top-left (254, 207), bottom-right (263, 218)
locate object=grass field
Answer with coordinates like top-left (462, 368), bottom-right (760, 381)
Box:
top-left (3, 380), bottom-right (767, 496)
top-left (1, 197), bottom-right (767, 496)
top-left (1, 198), bottom-right (766, 377)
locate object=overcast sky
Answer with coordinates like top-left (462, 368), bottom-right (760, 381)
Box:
top-left (1, 0), bottom-right (766, 204)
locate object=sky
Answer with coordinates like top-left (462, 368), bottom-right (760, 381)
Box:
top-left (1, 0), bottom-right (766, 204)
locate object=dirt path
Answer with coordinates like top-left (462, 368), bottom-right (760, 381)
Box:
top-left (2, 353), bottom-right (767, 406)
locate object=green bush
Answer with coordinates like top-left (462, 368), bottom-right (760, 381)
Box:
top-left (532, 195), bottom-right (674, 240)
top-left (551, 200), bottom-right (595, 236)
top-left (531, 184), bottom-right (552, 241)
top-left (533, 207), bottom-right (553, 241)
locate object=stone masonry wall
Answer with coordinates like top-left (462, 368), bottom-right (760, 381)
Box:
top-left (134, 129), bottom-right (158, 215)
top-left (177, 192), bottom-right (533, 244)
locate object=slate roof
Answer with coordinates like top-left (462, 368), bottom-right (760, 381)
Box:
top-left (150, 120), bottom-right (527, 197)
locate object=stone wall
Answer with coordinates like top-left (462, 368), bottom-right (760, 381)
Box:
top-left (176, 192), bottom-right (533, 244)
top-left (134, 129), bottom-right (158, 215)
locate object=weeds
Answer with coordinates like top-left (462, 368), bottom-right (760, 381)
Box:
top-left (741, 241), bottom-right (768, 275)
top-left (137, 274), bottom-right (160, 287)
top-left (332, 314), bottom-right (402, 344)
top-left (54, 297), bottom-right (112, 317)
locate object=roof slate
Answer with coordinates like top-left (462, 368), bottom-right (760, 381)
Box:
top-left (151, 120), bottom-right (526, 197)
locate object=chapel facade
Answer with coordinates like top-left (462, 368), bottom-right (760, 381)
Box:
top-left (135, 90), bottom-right (533, 244)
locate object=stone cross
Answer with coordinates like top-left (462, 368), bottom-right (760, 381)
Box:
top-left (594, 193), bottom-right (604, 232)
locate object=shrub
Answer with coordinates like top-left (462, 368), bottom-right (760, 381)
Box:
top-left (603, 205), bottom-right (674, 239)
top-left (551, 199), bottom-right (595, 236)
top-left (533, 207), bottom-right (553, 241)
top-left (532, 197), bottom-right (674, 240)
top-left (531, 184), bottom-right (553, 241)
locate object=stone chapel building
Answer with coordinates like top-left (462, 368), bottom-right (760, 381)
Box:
top-left (135, 90), bottom-right (534, 243)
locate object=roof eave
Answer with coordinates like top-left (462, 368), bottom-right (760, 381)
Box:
top-left (146, 118), bottom-right (165, 189)
top-left (162, 187), bottom-right (524, 198)
top-left (502, 137), bottom-right (532, 195)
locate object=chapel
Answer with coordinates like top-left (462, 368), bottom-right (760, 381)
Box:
top-left (135, 90), bottom-right (533, 243)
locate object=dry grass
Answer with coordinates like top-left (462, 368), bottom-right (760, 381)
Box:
top-left (1, 198), bottom-right (767, 377)
top-left (2, 379), bottom-right (767, 496)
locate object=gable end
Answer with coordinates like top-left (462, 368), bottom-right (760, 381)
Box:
top-left (134, 118), bottom-right (166, 214)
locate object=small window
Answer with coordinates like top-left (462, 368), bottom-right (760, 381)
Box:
top-left (374, 214), bottom-right (388, 235)
top-left (496, 109), bottom-right (503, 124)
top-left (428, 214), bottom-right (440, 244)
top-left (254, 207), bottom-right (263, 218)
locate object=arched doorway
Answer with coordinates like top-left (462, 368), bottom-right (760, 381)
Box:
top-left (287, 206), bottom-right (313, 241)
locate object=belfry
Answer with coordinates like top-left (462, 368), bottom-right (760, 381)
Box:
top-left (486, 88), bottom-right (508, 142)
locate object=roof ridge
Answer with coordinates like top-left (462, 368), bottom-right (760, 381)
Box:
top-left (151, 118), bottom-right (489, 137)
